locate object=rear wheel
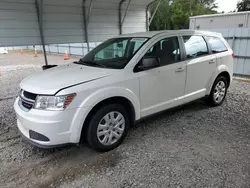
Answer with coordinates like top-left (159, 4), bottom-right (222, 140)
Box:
top-left (86, 104), bottom-right (130, 152)
top-left (206, 76), bottom-right (228, 106)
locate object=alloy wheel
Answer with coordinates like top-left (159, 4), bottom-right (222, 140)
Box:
top-left (213, 80), bottom-right (226, 103)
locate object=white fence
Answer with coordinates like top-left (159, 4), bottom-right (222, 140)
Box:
top-left (26, 42), bottom-right (101, 56)
top-left (6, 43), bottom-right (98, 56)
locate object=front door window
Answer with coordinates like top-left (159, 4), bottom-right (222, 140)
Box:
top-left (144, 37), bottom-right (181, 66)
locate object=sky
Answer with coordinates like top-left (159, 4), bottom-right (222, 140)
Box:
top-left (216, 0), bottom-right (238, 13)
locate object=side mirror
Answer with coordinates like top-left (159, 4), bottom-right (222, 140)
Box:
top-left (42, 65), bottom-right (58, 70)
top-left (137, 56), bottom-right (160, 71)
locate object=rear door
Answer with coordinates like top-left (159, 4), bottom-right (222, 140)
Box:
top-left (182, 35), bottom-right (217, 102)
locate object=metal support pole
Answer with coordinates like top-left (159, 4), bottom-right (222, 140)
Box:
top-left (68, 44), bottom-right (71, 55)
top-left (119, 0), bottom-right (126, 35)
top-left (87, 0), bottom-right (93, 25)
top-left (35, 0), bottom-right (48, 66)
top-left (121, 0), bottom-right (132, 26)
top-left (149, 0), bottom-right (162, 27)
top-left (146, 0), bottom-right (158, 31)
top-left (81, 43), bottom-right (84, 55)
top-left (82, 0), bottom-right (90, 52)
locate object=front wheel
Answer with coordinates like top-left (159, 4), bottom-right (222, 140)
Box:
top-left (86, 104), bottom-right (130, 152)
top-left (206, 76), bottom-right (228, 106)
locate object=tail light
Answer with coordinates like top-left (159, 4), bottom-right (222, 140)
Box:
top-left (232, 51), bottom-right (235, 59)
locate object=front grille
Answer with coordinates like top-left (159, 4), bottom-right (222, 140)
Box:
top-left (29, 130), bottom-right (50, 141)
top-left (23, 90), bottom-right (37, 101)
top-left (19, 90), bottom-right (37, 111)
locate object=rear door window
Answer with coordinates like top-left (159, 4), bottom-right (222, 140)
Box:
top-left (205, 36), bottom-right (228, 54)
top-left (183, 36), bottom-right (209, 59)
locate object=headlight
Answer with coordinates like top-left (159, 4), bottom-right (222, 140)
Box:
top-left (34, 94), bottom-right (76, 111)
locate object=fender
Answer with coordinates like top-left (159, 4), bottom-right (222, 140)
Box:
top-left (69, 87), bottom-right (141, 143)
top-left (80, 86), bottom-right (141, 119)
top-left (206, 65), bottom-right (231, 95)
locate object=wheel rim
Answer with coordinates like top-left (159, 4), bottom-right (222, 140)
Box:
top-left (97, 111), bottom-right (125, 146)
top-left (213, 81), bottom-right (226, 103)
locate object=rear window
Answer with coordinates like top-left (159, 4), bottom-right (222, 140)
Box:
top-left (205, 36), bottom-right (228, 54)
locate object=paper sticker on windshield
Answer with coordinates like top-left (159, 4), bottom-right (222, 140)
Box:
top-left (130, 38), bottom-right (147, 42)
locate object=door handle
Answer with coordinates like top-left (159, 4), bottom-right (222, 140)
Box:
top-left (175, 67), bottom-right (185, 72)
top-left (209, 60), bottom-right (216, 64)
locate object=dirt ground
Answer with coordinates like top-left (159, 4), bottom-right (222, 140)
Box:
top-left (0, 53), bottom-right (250, 188)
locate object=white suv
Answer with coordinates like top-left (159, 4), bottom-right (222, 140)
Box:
top-left (14, 30), bottom-right (233, 151)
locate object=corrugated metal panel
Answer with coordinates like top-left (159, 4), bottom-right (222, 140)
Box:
top-left (0, 0), bottom-right (154, 46)
top-left (87, 0), bottom-right (150, 42)
top-left (0, 0), bottom-right (39, 46)
top-left (43, 0), bottom-right (83, 44)
top-left (121, 0), bottom-right (150, 34)
top-left (190, 12), bottom-right (250, 30)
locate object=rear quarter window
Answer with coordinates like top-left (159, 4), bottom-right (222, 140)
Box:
top-left (205, 36), bottom-right (228, 54)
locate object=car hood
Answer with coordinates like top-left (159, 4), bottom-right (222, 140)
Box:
top-left (20, 64), bottom-right (119, 95)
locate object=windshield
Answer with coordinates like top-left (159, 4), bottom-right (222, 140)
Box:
top-left (76, 37), bottom-right (148, 69)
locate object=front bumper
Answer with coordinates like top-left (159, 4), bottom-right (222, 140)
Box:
top-left (14, 97), bottom-right (82, 147)
top-left (19, 131), bottom-right (70, 148)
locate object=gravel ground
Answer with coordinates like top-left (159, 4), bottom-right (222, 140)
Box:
top-left (0, 53), bottom-right (250, 188)
top-left (0, 53), bottom-right (79, 98)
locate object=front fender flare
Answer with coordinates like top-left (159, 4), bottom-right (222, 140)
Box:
top-left (69, 87), bottom-right (141, 143)
top-left (80, 87), bottom-right (140, 119)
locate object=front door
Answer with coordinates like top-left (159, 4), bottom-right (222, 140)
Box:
top-left (137, 36), bottom-right (187, 117)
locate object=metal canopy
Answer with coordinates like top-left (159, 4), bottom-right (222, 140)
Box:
top-left (0, 0), bottom-right (157, 46)
top-left (0, 0), bottom-right (159, 65)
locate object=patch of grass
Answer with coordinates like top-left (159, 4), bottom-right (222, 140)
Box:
top-left (8, 49), bottom-right (41, 54)
top-left (233, 77), bottom-right (250, 83)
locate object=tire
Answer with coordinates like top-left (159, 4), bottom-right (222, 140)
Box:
top-left (206, 76), bottom-right (228, 106)
top-left (86, 104), bottom-right (130, 152)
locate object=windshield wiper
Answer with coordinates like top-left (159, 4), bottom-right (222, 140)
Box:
top-left (76, 59), bottom-right (107, 68)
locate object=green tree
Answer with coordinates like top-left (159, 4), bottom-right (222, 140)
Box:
top-left (150, 0), bottom-right (217, 30)
top-left (199, 0), bottom-right (218, 10)
top-left (169, 1), bottom-right (189, 29)
top-left (237, 0), bottom-right (250, 11)
top-left (150, 0), bottom-right (171, 30)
